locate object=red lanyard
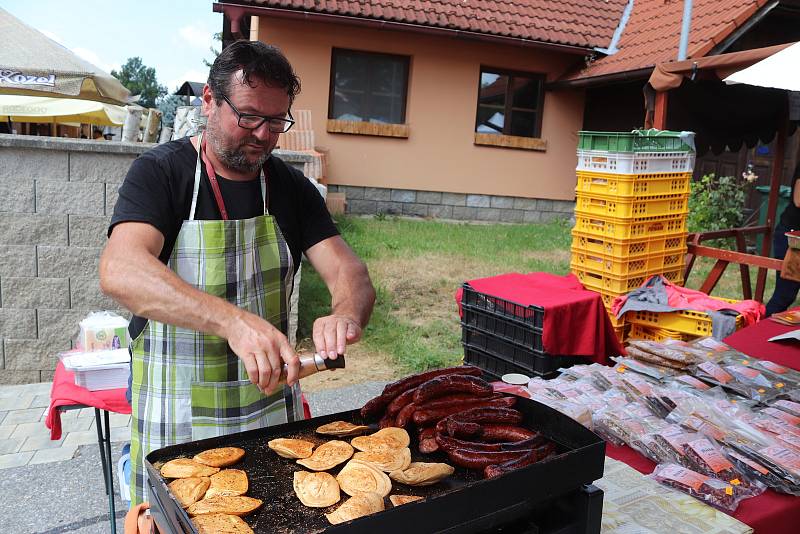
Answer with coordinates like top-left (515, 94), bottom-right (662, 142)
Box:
top-left (200, 136), bottom-right (267, 220)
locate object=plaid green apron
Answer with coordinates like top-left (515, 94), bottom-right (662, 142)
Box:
top-left (129, 134), bottom-right (303, 504)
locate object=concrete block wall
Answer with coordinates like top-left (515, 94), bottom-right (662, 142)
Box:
top-left (327, 185), bottom-right (575, 223)
top-left (0, 134), bottom-right (311, 385)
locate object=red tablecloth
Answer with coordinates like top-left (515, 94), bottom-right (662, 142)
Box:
top-left (457, 272), bottom-right (624, 363)
top-left (45, 361), bottom-right (312, 440)
top-left (45, 361), bottom-right (131, 440)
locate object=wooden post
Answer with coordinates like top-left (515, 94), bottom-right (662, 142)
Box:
top-left (654, 91), bottom-right (669, 130)
top-left (755, 112), bottom-right (789, 301)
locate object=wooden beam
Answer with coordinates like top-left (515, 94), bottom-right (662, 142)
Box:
top-left (687, 244), bottom-right (784, 271)
top-left (654, 91), bottom-right (669, 130)
top-left (326, 119), bottom-right (409, 138)
top-left (735, 232), bottom-right (752, 300)
top-left (699, 259), bottom-right (729, 295)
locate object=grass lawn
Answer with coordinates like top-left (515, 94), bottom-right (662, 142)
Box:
top-left (297, 215), bottom-right (790, 374)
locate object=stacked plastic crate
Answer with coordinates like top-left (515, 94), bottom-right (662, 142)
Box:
top-left (570, 130), bottom-right (695, 343)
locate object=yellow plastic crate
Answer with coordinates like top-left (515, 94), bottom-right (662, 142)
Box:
top-left (627, 298), bottom-right (745, 337)
top-left (628, 323), bottom-right (695, 342)
top-left (571, 247), bottom-right (685, 277)
top-left (572, 264), bottom-right (685, 294)
top-left (573, 212), bottom-right (687, 240)
top-left (576, 192), bottom-right (689, 219)
top-left (575, 170), bottom-right (691, 198)
top-left (571, 231), bottom-right (687, 259)
top-left (612, 324), bottom-right (629, 344)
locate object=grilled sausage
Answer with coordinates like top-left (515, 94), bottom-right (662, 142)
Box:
top-left (418, 426), bottom-right (438, 454)
top-left (395, 402), bottom-right (417, 428)
top-left (382, 366), bottom-right (483, 399)
top-left (413, 375), bottom-right (493, 405)
top-left (418, 393), bottom-right (503, 411)
top-left (446, 421), bottom-right (484, 439)
top-left (483, 442), bottom-right (557, 478)
top-left (435, 433), bottom-right (544, 453)
top-left (386, 387), bottom-right (418, 416)
top-left (412, 397), bottom-right (517, 426)
top-left (361, 395), bottom-right (393, 420)
top-left (378, 412), bottom-right (396, 429)
top-left (480, 425), bottom-right (539, 443)
top-left (446, 448), bottom-right (532, 470)
top-left (444, 407), bottom-right (524, 437)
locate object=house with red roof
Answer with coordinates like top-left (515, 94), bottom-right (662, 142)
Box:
top-left (212, 0), bottom-right (800, 220)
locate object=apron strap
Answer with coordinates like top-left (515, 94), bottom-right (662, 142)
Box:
top-left (195, 133), bottom-right (269, 221)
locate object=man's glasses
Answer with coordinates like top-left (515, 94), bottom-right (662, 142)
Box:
top-left (221, 94), bottom-right (295, 133)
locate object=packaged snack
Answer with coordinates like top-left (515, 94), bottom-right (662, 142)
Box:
top-left (649, 464), bottom-right (749, 513)
top-left (627, 340), bottom-right (700, 367)
top-left (682, 438), bottom-right (749, 486)
top-left (773, 399), bottom-right (800, 418)
top-left (671, 374), bottom-right (712, 392)
top-left (650, 424), bottom-right (699, 465)
top-left (593, 403), bottom-right (667, 447)
top-left (611, 356), bottom-right (672, 381)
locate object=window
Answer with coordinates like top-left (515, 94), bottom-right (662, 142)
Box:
top-left (475, 68), bottom-right (544, 138)
top-left (329, 48), bottom-right (410, 125)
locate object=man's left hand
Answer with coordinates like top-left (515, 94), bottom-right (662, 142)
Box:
top-left (312, 315), bottom-right (362, 359)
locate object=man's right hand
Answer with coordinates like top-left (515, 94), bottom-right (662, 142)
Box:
top-left (224, 310), bottom-right (300, 393)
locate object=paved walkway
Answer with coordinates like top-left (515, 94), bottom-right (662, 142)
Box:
top-left (0, 382), bottom-right (130, 471)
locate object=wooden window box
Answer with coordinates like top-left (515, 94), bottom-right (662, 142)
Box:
top-left (474, 133), bottom-right (547, 151)
top-left (327, 120), bottom-right (409, 139)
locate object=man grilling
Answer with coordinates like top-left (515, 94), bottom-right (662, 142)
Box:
top-left (99, 41), bottom-right (375, 504)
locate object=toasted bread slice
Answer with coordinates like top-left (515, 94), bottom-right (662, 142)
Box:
top-left (186, 495), bottom-right (263, 517)
top-left (191, 513), bottom-right (254, 534)
top-left (325, 492), bottom-right (385, 525)
top-left (353, 447), bottom-right (411, 472)
top-left (316, 421), bottom-right (370, 437)
top-left (293, 470), bottom-right (341, 508)
top-left (296, 440), bottom-right (353, 471)
top-left (168, 477), bottom-right (210, 508)
top-left (389, 462), bottom-right (454, 486)
top-left (205, 469), bottom-right (248, 498)
top-left (268, 438), bottom-right (314, 459)
top-left (389, 494), bottom-right (423, 507)
top-left (351, 428), bottom-right (410, 451)
top-left (336, 459), bottom-right (392, 497)
top-left (161, 458), bottom-right (220, 479)
top-left (193, 447), bottom-right (245, 468)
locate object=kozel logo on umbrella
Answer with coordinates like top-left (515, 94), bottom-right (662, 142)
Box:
top-left (0, 69), bottom-right (56, 86)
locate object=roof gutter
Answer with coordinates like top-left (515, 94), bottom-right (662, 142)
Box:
top-left (677, 0), bottom-right (694, 60)
top-left (213, 2), bottom-right (592, 56)
top-left (547, 67), bottom-right (653, 90)
top-left (709, 0), bottom-right (780, 55)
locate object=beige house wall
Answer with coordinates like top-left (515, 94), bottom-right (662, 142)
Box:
top-left (256, 17), bottom-right (585, 201)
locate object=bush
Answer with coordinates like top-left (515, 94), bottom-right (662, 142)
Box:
top-left (687, 174), bottom-right (748, 238)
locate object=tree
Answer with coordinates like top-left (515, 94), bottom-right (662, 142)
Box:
top-left (112, 57), bottom-right (167, 108)
top-left (157, 94), bottom-right (184, 128)
top-left (202, 32), bottom-right (223, 68)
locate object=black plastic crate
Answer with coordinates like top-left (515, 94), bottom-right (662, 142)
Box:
top-left (463, 327), bottom-right (590, 379)
top-left (461, 283), bottom-right (544, 351)
top-left (463, 343), bottom-right (534, 381)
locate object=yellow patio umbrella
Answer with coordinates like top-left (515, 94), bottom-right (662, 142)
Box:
top-left (0, 8), bottom-right (131, 105)
top-left (0, 95), bottom-right (126, 126)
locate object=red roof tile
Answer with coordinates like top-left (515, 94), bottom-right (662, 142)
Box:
top-left (563, 0), bottom-right (768, 81)
top-left (236, 0), bottom-right (629, 48)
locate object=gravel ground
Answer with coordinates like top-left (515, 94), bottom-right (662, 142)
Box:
top-left (0, 381), bottom-right (389, 534)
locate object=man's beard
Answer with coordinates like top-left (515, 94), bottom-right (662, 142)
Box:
top-left (206, 122), bottom-right (270, 174)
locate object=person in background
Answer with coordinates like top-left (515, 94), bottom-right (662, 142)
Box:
top-left (765, 163), bottom-right (800, 315)
top-left (92, 128), bottom-right (104, 140)
top-left (99, 40), bottom-right (375, 504)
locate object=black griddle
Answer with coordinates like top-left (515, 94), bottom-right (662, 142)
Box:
top-left (146, 396), bottom-right (605, 534)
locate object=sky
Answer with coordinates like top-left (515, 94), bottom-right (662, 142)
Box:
top-left (3, 0), bottom-right (223, 93)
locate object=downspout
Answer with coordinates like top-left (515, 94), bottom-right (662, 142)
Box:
top-left (595, 0), bottom-right (635, 55)
top-left (678, 0), bottom-right (693, 60)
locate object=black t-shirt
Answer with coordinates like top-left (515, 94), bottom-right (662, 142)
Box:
top-left (109, 136), bottom-right (338, 339)
top-left (780, 172), bottom-right (800, 230)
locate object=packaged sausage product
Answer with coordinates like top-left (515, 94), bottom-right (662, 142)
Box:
top-left (682, 437), bottom-right (762, 493)
top-left (649, 463), bottom-right (752, 512)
